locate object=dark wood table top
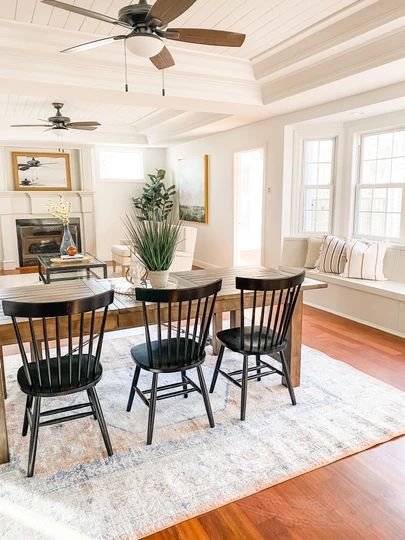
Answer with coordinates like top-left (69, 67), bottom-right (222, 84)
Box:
top-left (0, 266), bottom-right (327, 325)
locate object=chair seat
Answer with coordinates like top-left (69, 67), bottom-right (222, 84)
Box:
top-left (131, 338), bottom-right (205, 373)
top-left (217, 327), bottom-right (286, 354)
top-left (17, 355), bottom-right (103, 396)
top-left (111, 244), bottom-right (131, 256)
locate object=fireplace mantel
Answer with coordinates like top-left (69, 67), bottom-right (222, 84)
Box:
top-left (0, 191), bottom-right (95, 270)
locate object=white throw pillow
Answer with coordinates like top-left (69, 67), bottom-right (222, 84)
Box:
top-left (316, 235), bottom-right (347, 274)
top-left (304, 236), bottom-right (325, 269)
top-left (342, 239), bottom-right (387, 280)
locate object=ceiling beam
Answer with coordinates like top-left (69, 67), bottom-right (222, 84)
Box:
top-left (254, 0), bottom-right (405, 80)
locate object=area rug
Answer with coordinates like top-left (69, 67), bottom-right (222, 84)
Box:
top-left (0, 329), bottom-right (404, 539)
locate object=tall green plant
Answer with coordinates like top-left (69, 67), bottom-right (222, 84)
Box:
top-left (132, 169), bottom-right (176, 221)
top-left (124, 210), bottom-right (181, 271)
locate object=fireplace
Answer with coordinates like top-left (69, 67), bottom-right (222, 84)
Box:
top-left (16, 218), bottom-right (82, 267)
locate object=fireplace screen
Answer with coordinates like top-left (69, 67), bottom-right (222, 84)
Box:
top-left (16, 218), bottom-right (81, 267)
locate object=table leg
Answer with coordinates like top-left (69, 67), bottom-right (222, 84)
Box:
top-left (0, 347), bottom-right (6, 399)
top-left (230, 310), bottom-right (241, 328)
top-left (103, 265), bottom-right (107, 279)
top-left (212, 312), bottom-right (223, 355)
top-left (0, 348), bottom-right (9, 464)
top-left (284, 290), bottom-right (303, 388)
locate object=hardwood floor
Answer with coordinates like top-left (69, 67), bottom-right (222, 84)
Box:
top-left (144, 305), bottom-right (405, 540)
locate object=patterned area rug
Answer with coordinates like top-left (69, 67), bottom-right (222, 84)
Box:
top-left (1, 329), bottom-right (404, 539)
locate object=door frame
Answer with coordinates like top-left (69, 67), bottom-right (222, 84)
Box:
top-left (233, 146), bottom-right (265, 266)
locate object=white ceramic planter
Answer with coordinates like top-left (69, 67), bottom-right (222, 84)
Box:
top-left (148, 270), bottom-right (170, 289)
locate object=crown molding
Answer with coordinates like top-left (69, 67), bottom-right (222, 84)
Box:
top-left (261, 28), bottom-right (405, 105)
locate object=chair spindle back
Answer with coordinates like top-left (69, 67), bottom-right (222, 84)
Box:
top-left (236, 272), bottom-right (305, 352)
top-left (2, 290), bottom-right (114, 390)
top-left (135, 280), bottom-right (222, 368)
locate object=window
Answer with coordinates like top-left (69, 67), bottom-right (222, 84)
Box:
top-left (298, 138), bottom-right (335, 234)
top-left (98, 147), bottom-right (144, 181)
top-left (355, 130), bottom-right (405, 240)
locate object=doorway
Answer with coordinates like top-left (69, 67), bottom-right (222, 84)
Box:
top-left (234, 148), bottom-right (264, 266)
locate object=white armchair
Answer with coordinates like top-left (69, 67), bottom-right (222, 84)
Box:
top-left (111, 225), bottom-right (197, 275)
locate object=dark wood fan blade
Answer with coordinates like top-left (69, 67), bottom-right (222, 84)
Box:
top-left (146, 0), bottom-right (196, 27)
top-left (67, 125), bottom-right (99, 131)
top-left (61, 36), bottom-right (125, 54)
top-left (18, 165), bottom-right (30, 171)
top-left (41, 1), bottom-right (133, 29)
top-left (150, 47), bottom-right (175, 70)
top-left (10, 124), bottom-right (51, 127)
top-left (167, 28), bottom-right (246, 47)
top-left (67, 121), bottom-right (101, 127)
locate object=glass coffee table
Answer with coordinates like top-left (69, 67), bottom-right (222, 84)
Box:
top-left (37, 253), bottom-right (108, 284)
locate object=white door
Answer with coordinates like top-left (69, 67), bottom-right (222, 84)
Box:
top-left (234, 148), bottom-right (264, 266)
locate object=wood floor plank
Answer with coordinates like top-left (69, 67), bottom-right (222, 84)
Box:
top-left (142, 305), bottom-right (405, 540)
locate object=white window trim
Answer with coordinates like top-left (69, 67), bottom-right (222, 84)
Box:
top-left (353, 128), bottom-right (405, 242)
top-left (292, 135), bottom-right (337, 236)
top-left (95, 145), bottom-right (144, 183)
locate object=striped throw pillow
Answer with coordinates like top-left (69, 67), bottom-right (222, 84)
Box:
top-left (316, 235), bottom-right (347, 274)
top-left (342, 240), bottom-right (387, 280)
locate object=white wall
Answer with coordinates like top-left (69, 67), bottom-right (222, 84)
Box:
top-left (167, 122), bottom-right (286, 268)
top-left (92, 147), bottom-right (167, 261)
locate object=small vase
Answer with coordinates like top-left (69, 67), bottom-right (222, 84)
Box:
top-left (60, 224), bottom-right (76, 256)
top-left (126, 258), bottom-right (148, 287)
top-left (149, 270), bottom-right (169, 288)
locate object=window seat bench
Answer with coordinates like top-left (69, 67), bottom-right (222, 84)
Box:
top-left (280, 237), bottom-right (405, 337)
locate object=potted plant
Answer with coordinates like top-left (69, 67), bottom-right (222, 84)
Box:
top-left (132, 169), bottom-right (176, 221)
top-left (124, 210), bottom-right (181, 288)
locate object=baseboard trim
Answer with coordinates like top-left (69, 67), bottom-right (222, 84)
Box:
top-left (304, 300), bottom-right (405, 339)
top-left (193, 259), bottom-right (220, 269)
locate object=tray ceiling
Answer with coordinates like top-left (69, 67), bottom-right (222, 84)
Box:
top-left (3, 0), bottom-right (368, 60)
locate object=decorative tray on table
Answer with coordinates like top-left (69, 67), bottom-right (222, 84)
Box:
top-left (50, 255), bottom-right (91, 264)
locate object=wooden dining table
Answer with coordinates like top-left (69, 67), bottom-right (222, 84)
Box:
top-left (0, 266), bottom-right (326, 464)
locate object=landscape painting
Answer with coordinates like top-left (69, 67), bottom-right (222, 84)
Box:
top-left (12, 152), bottom-right (71, 191)
top-left (177, 155), bottom-right (209, 224)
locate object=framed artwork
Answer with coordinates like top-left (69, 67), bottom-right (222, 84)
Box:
top-left (12, 152), bottom-right (72, 191)
top-left (177, 154), bottom-right (209, 224)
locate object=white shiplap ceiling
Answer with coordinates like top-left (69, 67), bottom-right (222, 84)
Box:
top-left (0, 93), bottom-right (156, 125)
top-left (1, 0), bottom-right (403, 145)
top-left (3, 0), bottom-right (369, 60)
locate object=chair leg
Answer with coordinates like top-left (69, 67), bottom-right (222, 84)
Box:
top-left (27, 397), bottom-right (41, 477)
top-left (0, 348), bottom-right (6, 399)
top-left (147, 374), bottom-right (158, 445)
top-left (240, 355), bottom-right (249, 421)
top-left (87, 389), bottom-right (97, 420)
top-left (181, 371), bottom-right (188, 399)
top-left (256, 354), bottom-right (262, 382)
top-left (209, 345), bottom-right (225, 393)
top-left (126, 366), bottom-right (141, 412)
top-left (197, 366), bottom-right (215, 428)
top-left (88, 387), bottom-right (113, 457)
top-left (22, 395), bottom-right (33, 436)
top-left (280, 350), bottom-right (296, 406)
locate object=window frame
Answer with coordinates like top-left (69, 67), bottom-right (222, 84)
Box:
top-left (295, 136), bottom-right (337, 236)
top-left (353, 128), bottom-right (405, 242)
top-left (95, 146), bottom-right (144, 183)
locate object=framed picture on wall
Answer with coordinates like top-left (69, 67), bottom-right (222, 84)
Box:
top-left (12, 152), bottom-right (72, 191)
top-left (177, 154), bottom-right (209, 224)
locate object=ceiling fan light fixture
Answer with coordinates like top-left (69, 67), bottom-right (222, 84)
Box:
top-left (126, 34), bottom-right (164, 58)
